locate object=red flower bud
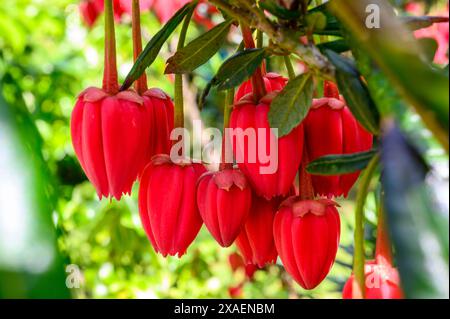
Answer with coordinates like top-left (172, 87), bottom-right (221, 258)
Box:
top-left (138, 155), bottom-right (206, 257)
top-left (197, 168), bottom-right (252, 247)
top-left (273, 197), bottom-right (341, 289)
top-left (236, 196), bottom-right (280, 268)
top-left (71, 88), bottom-right (150, 199)
top-left (342, 261), bottom-right (404, 299)
top-left (79, 0), bottom-right (104, 28)
top-left (79, 0), bottom-right (149, 27)
top-left (230, 74), bottom-right (304, 200)
top-left (245, 264), bottom-right (257, 280)
top-left (235, 73), bottom-right (287, 102)
top-left (228, 252), bottom-right (245, 273)
top-left (228, 253), bottom-right (257, 280)
top-left (304, 81), bottom-right (373, 197)
top-left (228, 284), bottom-right (243, 298)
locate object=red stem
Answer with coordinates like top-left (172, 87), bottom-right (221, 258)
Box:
top-left (375, 199), bottom-right (393, 266)
top-left (132, 0), bottom-right (148, 94)
top-left (240, 24), bottom-right (266, 101)
top-left (102, 0), bottom-right (119, 94)
top-left (220, 89), bottom-right (235, 171)
top-left (298, 147), bottom-right (315, 200)
top-left (323, 81), bottom-right (340, 99)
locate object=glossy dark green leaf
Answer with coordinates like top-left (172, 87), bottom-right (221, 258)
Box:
top-left (198, 80), bottom-right (213, 110)
top-left (307, 149), bottom-right (378, 176)
top-left (165, 19), bottom-right (233, 74)
top-left (121, 2), bottom-right (195, 90)
top-left (0, 88), bottom-right (70, 298)
top-left (329, 0), bottom-right (449, 151)
top-left (214, 48), bottom-right (266, 91)
top-left (268, 73), bottom-right (314, 137)
top-left (382, 122), bottom-right (449, 299)
top-left (325, 50), bottom-right (380, 135)
top-left (317, 39), bottom-right (350, 53)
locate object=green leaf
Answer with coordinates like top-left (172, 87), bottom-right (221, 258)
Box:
top-left (121, 2), bottom-right (195, 90)
top-left (0, 87), bottom-right (70, 298)
top-left (317, 39), bottom-right (350, 53)
top-left (382, 123), bottom-right (449, 298)
top-left (306, 149), bottom-right (378, 176)
top-left (214, 48), bottom-right (266, 91)
top-left (329, 0), bottom-right (449, 151)
top-left (198, 80), bottom-right (213, 110)
top-left (325, 50), bottom-right (380, 135)
top-left (268, 73), bottom-right (314, 137)
top-left (165, 19), bottom-right (233, 74)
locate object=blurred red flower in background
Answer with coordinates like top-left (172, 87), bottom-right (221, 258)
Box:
top-left (79, 0), bottom-right (217, 29)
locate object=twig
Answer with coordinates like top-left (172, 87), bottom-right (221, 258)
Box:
top-left (209, 0), bottom-right (335, 80)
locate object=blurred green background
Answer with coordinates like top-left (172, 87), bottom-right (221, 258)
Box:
top-left (0, 0), bottom-right (448, 298)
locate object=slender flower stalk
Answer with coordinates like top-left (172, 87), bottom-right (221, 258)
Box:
top-left (240, 23), bottom-right (266, 101)
top-left (220, 88), bottom-right (235, 170)
top-left (376, 196), bottom-right (393, 265)
top-left (298, 148), bottom-right (315, 200)
top-left (174, 9), bottom-right (194, 129)
top-left (102, 0), bottom-right (119, 94)
top-left (353, 154), bottom-right (380, 298)
top-left (132, 0), bottom-right (148, 94)
top-left (256, 30), bottom-right (263, 49)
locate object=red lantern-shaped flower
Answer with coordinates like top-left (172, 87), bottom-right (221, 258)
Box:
top-left (138, 155), bottom-right (206, 257)
top-left (343, 198), bottom-right (404, 299)
top-left (236, 195), bottom-right (280, 268)
top-left (342, 261), bottom-right (404, 299)
top-left (71, 88), bottom-right (150, 199)
top-left (197, 168), bottom-right (252, 247)
top-left (71, 0), bottom-right (149, 200)
top-left (273, 197), bottom-right (341, 289)
top-left (230, 76), bottom-right (304, 200)
top-left (304, 81), bottom-right (373, 198)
